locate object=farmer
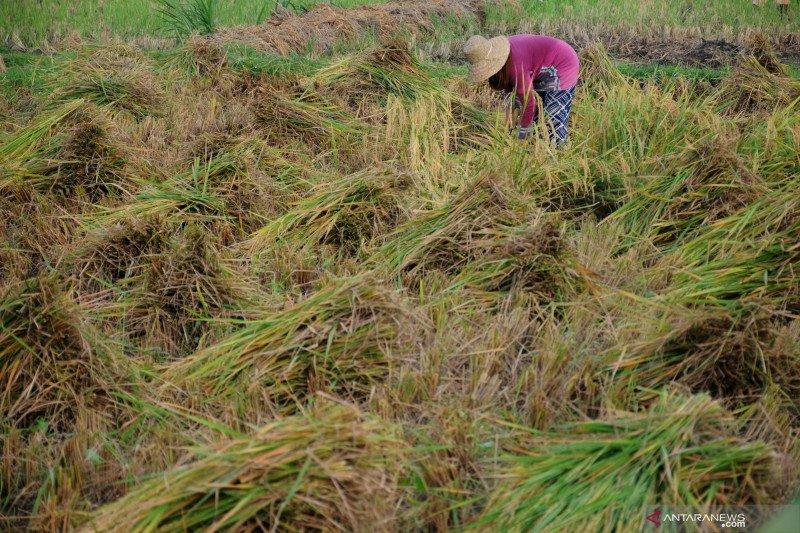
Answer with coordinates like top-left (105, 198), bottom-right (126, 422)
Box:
top-left (463, 34), bottom-right (579, 146)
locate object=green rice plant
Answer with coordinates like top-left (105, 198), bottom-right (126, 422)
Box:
top-left (477, 390), bottom-right (776, 532)
top-left (163, 275), bottom-right (410, 408)
top-left (579, 81), bottom-right (717, 182)
top-left (80, 403), bottom-right (405, 532)
top-left (4, 0), bottom-right (799, 50)
top-left (156, 0), bottom-right (217, 38)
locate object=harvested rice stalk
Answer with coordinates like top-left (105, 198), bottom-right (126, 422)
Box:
top-left (744, 32), bottom-right (789, 77)
top-left (0, 100), bottom-right (84, 162)
top-left (610, 133), bottom-right (768, 247)
top-left (448, 216), bottom-right (575, 297)
top-left (374, 175), bottom-right (532, 279)
top-left (0, 275), bottom-right (119, 430)
top-left (578, 42), bottom-right (628, 90)
top-left (176, 35), bottom-right (230, 78)
top-left (213, 0), bottom-right (482, 57)
top-left (90, 157), bottom-right (232, 225)
top-left (66, 216), bottom-right (252, 357)
top-left (66, 216), bottom-right (170, 294)
top-left (0, 191), bottom-right (83, 286)
top-left (663, 176), bottom-right (800, 308)
top-left (316, 41), bottom-right (491, 158)
top-left (254, 76), bottom-right (366, 146)
top-left (80, 404), bottom-right (404, 532)
top-left (42, 105), bottom-right (127, 199)
top-left (124, 223), bottom-right (246, 358)
top-left (313, 39), bottom-right (434, 104)
top-left (164, 275), bottom-right (410, 408)
top-left (606, 306), bottom-right (800, 405)
top-left (46, 46), bottom-right (163, 118)
top-left (719, 55), bottom-right (800, 115)
top-left (0, 100), bottom-right (84, 197)
top-left (187, 137), bottom-right (295, 233)
top-left (383, 91), bottom-right (491, 178)
top-left (478, 391), bottom-right (777, 531)
top-left (246, 168), bottom-right (407, 255)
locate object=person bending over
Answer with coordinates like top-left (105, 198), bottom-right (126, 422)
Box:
top-left (464, 34), bottom-right (580, 146)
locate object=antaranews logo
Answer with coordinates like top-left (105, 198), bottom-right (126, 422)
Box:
top-left (645, 505), bottom-right (798, 531)
top-left (646, 508), bottom-right (749, 529)
top-left (645, 508), bottom-right (661, 527)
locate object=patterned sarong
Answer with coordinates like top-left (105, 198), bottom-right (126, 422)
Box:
top-left (538, 86), bottom-right (575, 146)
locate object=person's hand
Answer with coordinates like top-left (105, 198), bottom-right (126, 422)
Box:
top-left (516, 126), bottom-right (532, 140)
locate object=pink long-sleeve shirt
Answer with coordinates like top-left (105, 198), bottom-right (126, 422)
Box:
top-left (502, 35), bottom-right (580, 127)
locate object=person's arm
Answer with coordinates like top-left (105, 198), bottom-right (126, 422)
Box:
top-left (513, 63), bottom-right (536, 139)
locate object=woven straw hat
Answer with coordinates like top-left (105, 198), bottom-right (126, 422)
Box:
top-left (463, 35), bottom-right (510, 82)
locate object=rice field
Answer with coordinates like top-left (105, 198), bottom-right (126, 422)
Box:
top-left (1, 1), bottom-right (800, 531)
top-left (3, 0), bottom-right (799, 49)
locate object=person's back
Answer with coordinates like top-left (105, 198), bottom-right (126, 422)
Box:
top-left (506, 35), bottom-right (580, 93)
